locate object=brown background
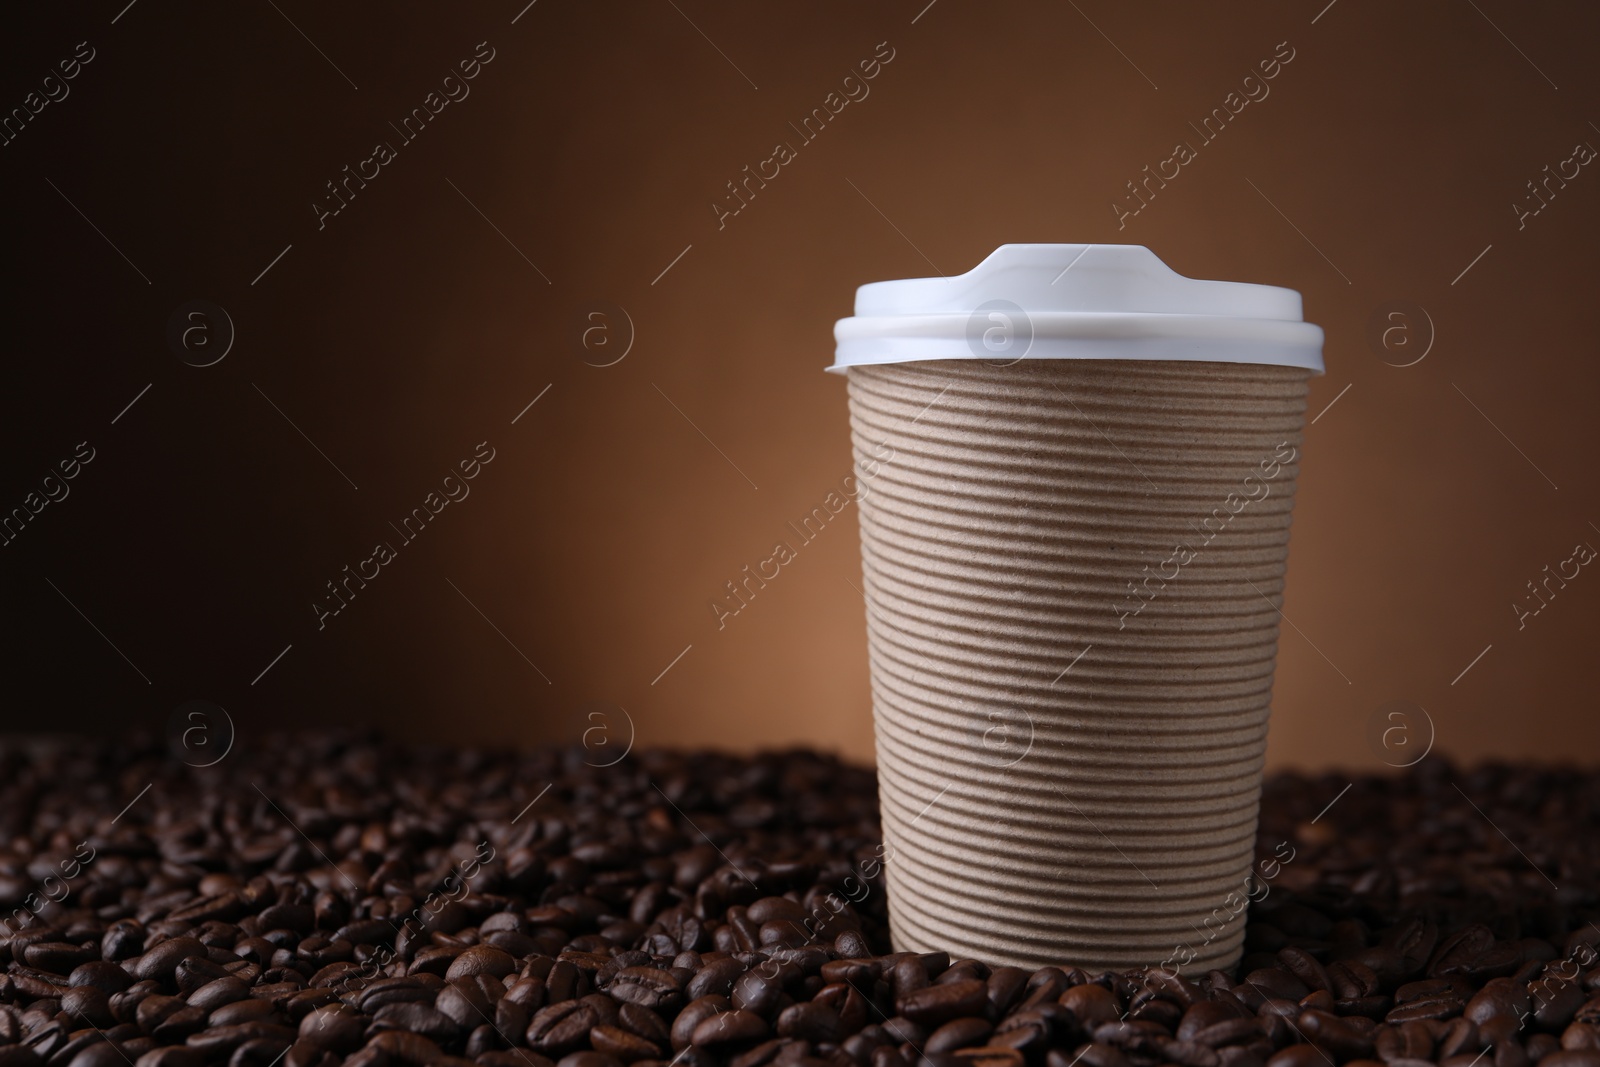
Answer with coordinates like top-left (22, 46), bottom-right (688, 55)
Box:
top-left (3, 1), bottom-right (1597, 771)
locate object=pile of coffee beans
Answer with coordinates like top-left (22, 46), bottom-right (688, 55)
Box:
top-left (0, 735), bottom-right (1597, 1067)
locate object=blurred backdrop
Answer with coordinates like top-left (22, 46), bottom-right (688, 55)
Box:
top-left (2, 1), bottom-right (1598, 770)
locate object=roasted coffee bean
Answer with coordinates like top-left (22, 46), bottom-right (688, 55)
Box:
top-left (1565, 1024), bottom-right (1600, 1052)
top-left (1396, 982), bottom-right (1464, 1006)
top-left (133, 939), bottom-right (208, 983)
top-left (1020, 969), bottom-right (1070, 1009)
top-left (1491, 1039), bottom-right (1529, 1067)
top-left (1478, 1017), bottom-right (1521, 1046)
top-left (187, 1023), bottom-right (298, 1060)
top-left (1387, 996), bottom-right (1465, 1024)
top-left (555, 1054), bottom-right (621, 1067)
top-left (844, 1026), bottom-right (892, 1063)
top-left (607, 970), bottom-right (683, 1014)
top-left (837, 985), bottom-right (870, 1034)
top-left (891, 958), bottom-right (930, 1001)
top-left (66, 963), bottom-right (132, 997)
top-left (0, 1007), bottom-right (21, 1046)
top-left (25, 944), bottom-right (97, 976)
top-left (257, 905), bottom-right (314, 936)
top-left (1466, 980), bottom-right (1533, 1025)
top-left (1056, 1043), bottom-right (1130, 1067)
top-left (589, 1024), bottom-right (659, 1062)
top-left (410, 946), bottom-right (465, 976)
top-left (834, 931), bottom-right (872, 960)
top-left (367, 1031), bottom-right (443, 1066)
top-left (899, 981), bottom-right (989, 1028)
top-left (1128, 994), bottom-right (1182, 1031)
top-left (231, 1039), bottom-right (296, 1067)
top-left (371, 1002), bottom-right (459, 1043)
top-left (830, 955), bottom-right (884, 980)
top-left (174, 957), bottom-right (234, 994)
top-left (208, 1000), bottom-right (279, 1028)
top-left (692, 1010), bottom-right (768, 1049)
top-left (528, 1001), bottom-right (601, 1057)
top-left (1533, 981), bottom-right (1590, 1031)
top-left (687, 959), bottom-right (747, 1001)
top-left (137, 997), bottom-right (207, 1040)
top-left (1542, 1054), bottom-right (1600, 1067)
top-left (812, 980), bottom-right (852, 1016)
top-left (940, 961), bottom-right (990, 985)
top-left (544, 963), bottom-right (581, 1006)
top-left (925, 1018), bottom-right (994, 1053)
top-left (942, 1048), bottom-right (1023, 1067)
top-left (297, 1007), bottom-right (364, 1054)
top-left (1181, 1001), bottom-right (1254, 1041)
top-left (1338, 998), bottom-right (1394, 1022)
top-left (1164, 1040), bottom-right (1222, 1067)
top-left (1529, 1035), bottom-right (1563, 1062)
top-left (64, 1043), bottom-right (125, 1067)
top-left (488, 996), bottom-right (530, 1041)
top-left (4, 974), bottom-right (61, 1004)
top-left (580, 994), bottom-right (620, 1031)
top-left (1279, 950), bottom-right (1333, 995)
top-left (1242, 971), bottom-right (1312, 1006)
top-left (1265, 1048), bottom-right (1328, 1067)
top-left (996, 1005), bottom-right (1076, 1055)
top-left (776, 1002), bottom-right (842, 1043)
top-left (282, 1045), bottom-right (332, 1067)
top-left (505, 977), bottom-right (549, 1014)
top-left (881, 1017), bottom-right (930, 1047)
top-left (108, 985), bottom-right (155, 1027)
top-left (480, 1054), bottom-right (556, 1067)
top-left (730, 971), bottom-right (786, 1020)
top-left (673, 997), bottom-right (732, 1052)
top-left (1430, 929), bottom-right (1496, 979)
top-left (1330, 964), bottom-right (1383, 1001)
top-left (1260, 998), bottom-right (1304, 1024)
top-left (59, 989), bottom-right (114, 1030)
top-left (436, 980), bottom-right (497, 1030)
top-left (977, 969), bottom-right (1027, 1023)
top-left (613, 1005), bottom-right (668, 1050)
top-left (445, 947), bottom-right (516, 982)
top-left (359, 979), bottom-right (432, 1013)
top-left (1192, 1019), bottom-right (1264, 1049)
top-left (1434, 1019), bottom-right (1481, 1059)
top-left (1303, 990), bottom-right (1340, 1016)
top-left (283, 988), bottom-right (338, 1021)
top-left (189, 977), bottom-right (253, 1012)
top-left (50, 1030), bottom-right (109, 1067)
top-left (135, 1048), bottom-right (202, 1067)
top-left (101, 924), bottom-right (145, 964)
top-left (1375, 1021), bottom-right (1433, 1062)
top-left (1060, 985), bottom-right (1121, 1028)
top-left (724, 1038), bottom-right (785, 1067)
top-left (1092, 1020), bottom-right (1165, 1050)
top-left (1298, 1010), bottom-right (1374, 1060)
top-left (12, 741), bottom-right (1600, 1067)
top-left (1398, 1021), bottom-right (1436, 1061)
top-left (21, 1020), bottom-right (67, 1063)
top-left (746, 898), bottom-right (806, 926)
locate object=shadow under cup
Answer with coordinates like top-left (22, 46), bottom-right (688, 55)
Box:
top-left (846, 356), bottom-right (1312, 973)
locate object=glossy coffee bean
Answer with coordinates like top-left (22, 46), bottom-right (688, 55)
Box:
top-left (691, 1009), bottom-right (769, 1049)
top-left (6, 738), bottom-right (1600, 1067)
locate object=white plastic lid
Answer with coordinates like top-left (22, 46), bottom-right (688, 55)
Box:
top-left (829, 244), bottom-right (1324, 374)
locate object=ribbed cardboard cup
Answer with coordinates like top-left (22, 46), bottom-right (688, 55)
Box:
top-left (831, 246), bottom-right (1324, 973)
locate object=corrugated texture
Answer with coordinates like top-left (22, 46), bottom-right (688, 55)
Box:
top-left (846, 358), bottom-right (1311, 973)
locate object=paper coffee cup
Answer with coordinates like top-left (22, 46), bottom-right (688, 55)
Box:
top-left (830, 245), bottom-right (1324, 973)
